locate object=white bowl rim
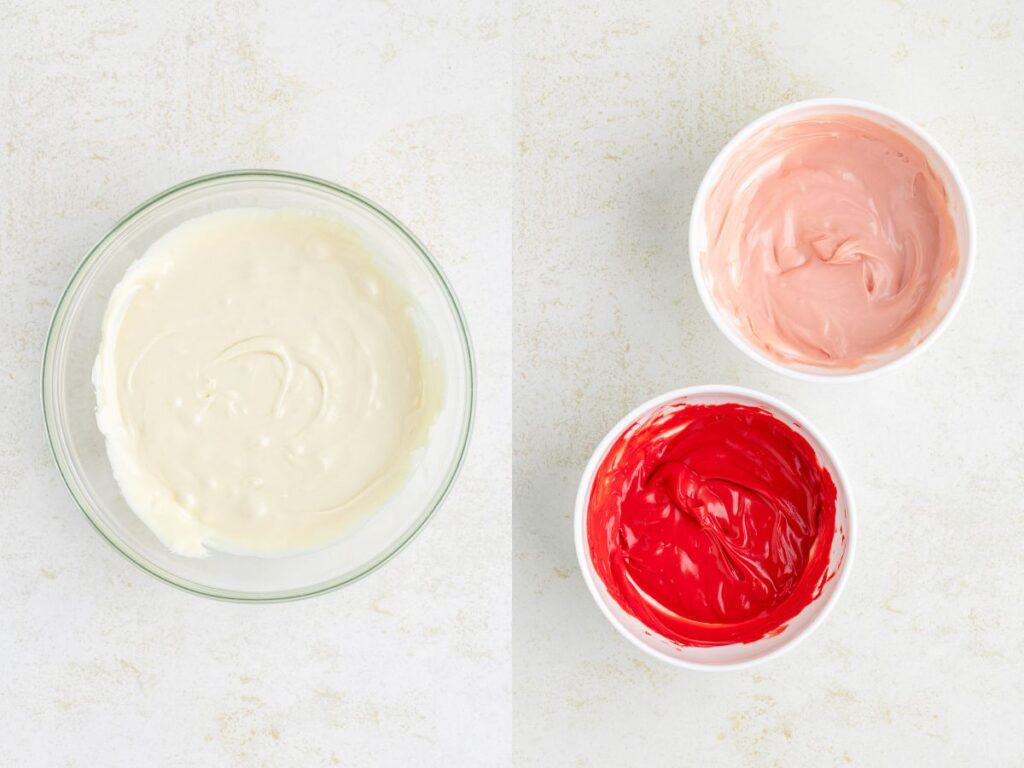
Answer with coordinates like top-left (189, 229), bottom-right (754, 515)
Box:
top-left (573, 384), bottom-right (857, 671)
top-left (688, 97), bottom-right (977, 383)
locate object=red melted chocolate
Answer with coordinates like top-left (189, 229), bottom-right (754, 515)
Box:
top-left (587, 402), bottom-right (837, 647)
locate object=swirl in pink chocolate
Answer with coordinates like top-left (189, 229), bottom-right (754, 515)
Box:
top-left (702, 114), bottom-right (959, 368)
top-left (587, 402), bottom-right (837, 647)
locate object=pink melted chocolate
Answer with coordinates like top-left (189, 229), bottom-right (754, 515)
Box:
top-left (702, 114), bottom-right (959, 369)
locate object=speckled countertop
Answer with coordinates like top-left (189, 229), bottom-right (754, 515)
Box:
top-left (1, 2), bottom-right (1022, 766)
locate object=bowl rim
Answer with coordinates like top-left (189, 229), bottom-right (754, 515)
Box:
top-left (573, 384), bottom-right (857, 671)
top-left (41, 168), bottom-right (476, 602)
top-left (688, 97), bottom-right (977, 382)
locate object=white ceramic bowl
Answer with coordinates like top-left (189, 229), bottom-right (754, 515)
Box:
top-left (43, 170), bottom-right (475, 601)
top-left (689, 98), bottom-right (976, 381)
top-left (574, 385), bottom-right (855, 670)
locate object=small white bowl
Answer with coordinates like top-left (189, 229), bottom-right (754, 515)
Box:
top-left (689, 98), bottom-right (976, 382)
top-left (574, 385), bottom-right (855, 670)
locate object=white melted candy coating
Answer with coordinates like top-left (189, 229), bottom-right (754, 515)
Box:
top-left (94, 209), bottom-right (441, 557)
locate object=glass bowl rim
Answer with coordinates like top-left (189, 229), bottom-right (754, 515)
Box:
top-left (41, 168), bottom-right (476, 603)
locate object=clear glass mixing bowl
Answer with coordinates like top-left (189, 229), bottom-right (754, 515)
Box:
top-left (42, 170), bottom-right (475, 601)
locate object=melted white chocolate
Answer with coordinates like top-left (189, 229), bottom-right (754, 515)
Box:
top-left (95, 209), bottom-right (440, 556)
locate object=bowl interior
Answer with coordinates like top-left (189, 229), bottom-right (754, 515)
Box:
top-left (576, 388), bottom-right (853, 668)
top-left (43, 172), bottom-right (473, 600)
top-left (690, 100), bottom-right (974, 379)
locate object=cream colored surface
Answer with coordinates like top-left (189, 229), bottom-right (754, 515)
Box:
top-left (1, 3), bottom-right (512, 766)
top-left (512, 3), bottom-right (1022, 767)
top-left (1, 2), bottom-right (1022, 767)
top-left (95, 209), bottom-right (437, 557)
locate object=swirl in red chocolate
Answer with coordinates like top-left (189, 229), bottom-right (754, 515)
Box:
top-left (587, 402), bottom-right (836, 647)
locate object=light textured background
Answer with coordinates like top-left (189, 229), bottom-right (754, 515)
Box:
top-left (1, 2), bottom-right (512, 766)
top-left (2, 1), bottom-right (1022, 766)
top-left (513, 2), bottom-right (1024, 766)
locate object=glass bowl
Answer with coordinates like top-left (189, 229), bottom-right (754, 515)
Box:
top-left (42, 170), bottom-right (475, 601)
